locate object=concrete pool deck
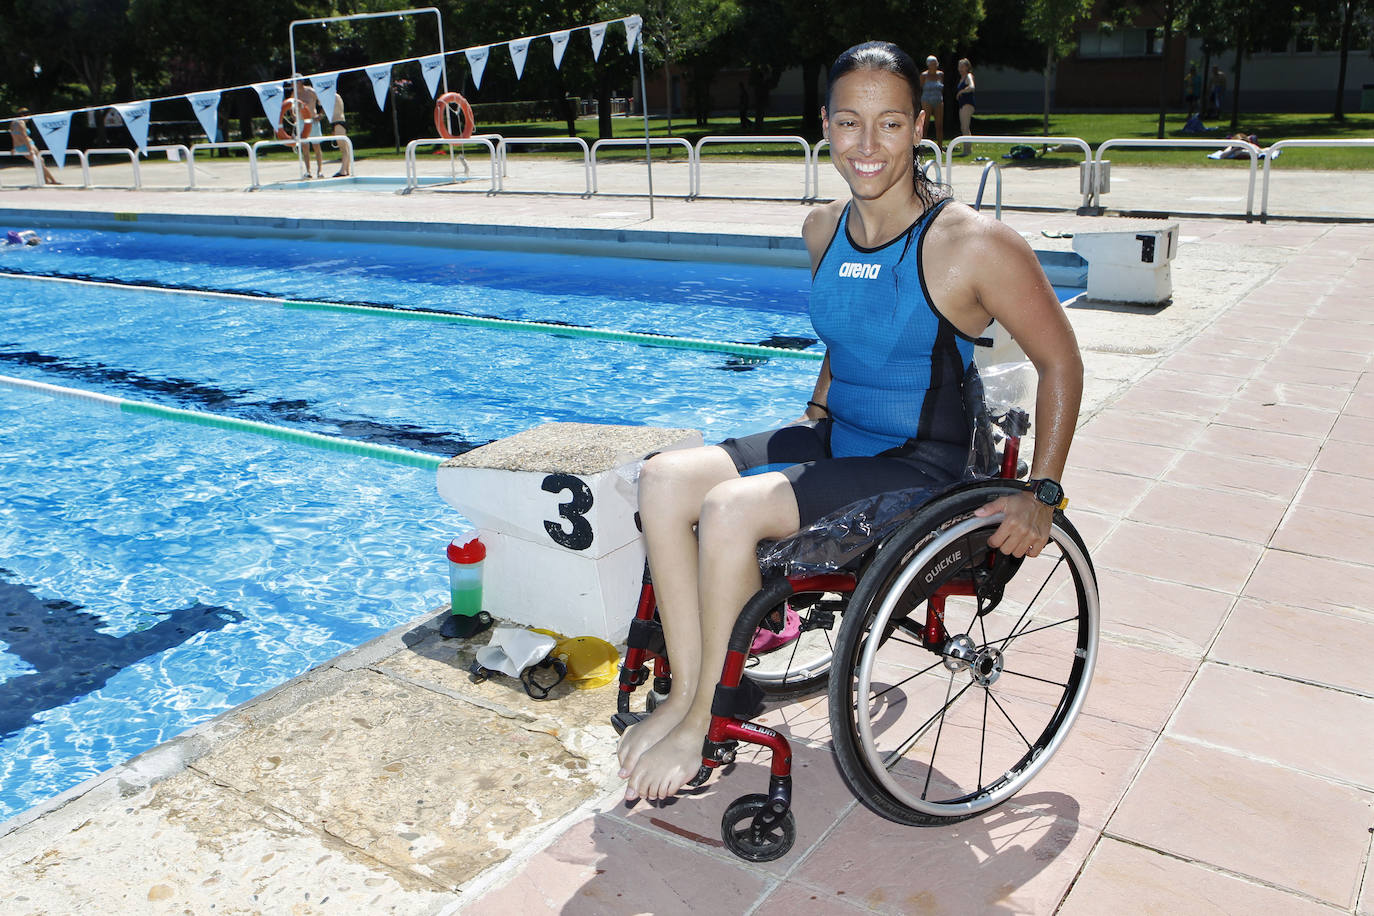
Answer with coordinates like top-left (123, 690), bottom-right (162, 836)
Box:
top-left (1, 173), bottom-right (1373, 914)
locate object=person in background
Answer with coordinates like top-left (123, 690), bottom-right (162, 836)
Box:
top-left (289, 76), bottom-right (324, 179)
top-left (955, 58), bottom-right (976, 156)
top-left (8, 110), bottom-right (59, 185)
top-left (1184, 63), bottom-right (1201, 118)
top-left (919, 55), bottom-right (946, 147)
top-left (1208, 66), bottom-right (1227, 119)
top-left (327, 90), bottom-right (351, 178)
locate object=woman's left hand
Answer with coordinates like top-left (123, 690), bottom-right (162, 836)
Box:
top-left (973, 491), bottom-right (1053, 558)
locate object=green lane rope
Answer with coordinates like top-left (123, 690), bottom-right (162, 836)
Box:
top-left (1, 374), bottom-right (444, 470)
top-left (0, 271), bottom-right (824, 362)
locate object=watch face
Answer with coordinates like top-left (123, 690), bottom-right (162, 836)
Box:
top-left (1035, 479), bottom-right (1063, 506)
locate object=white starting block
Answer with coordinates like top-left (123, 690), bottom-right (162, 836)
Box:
top-left (437, 422), bottom-right (702, 642)
top-left (1071, 219), bottom-right (1179, 305)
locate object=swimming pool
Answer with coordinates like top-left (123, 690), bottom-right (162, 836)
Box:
top-left (0, 228), bottom-right (826, 822)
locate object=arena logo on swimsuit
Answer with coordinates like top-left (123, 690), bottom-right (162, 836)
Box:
top-left (837, 262), bottom-right (882, 280)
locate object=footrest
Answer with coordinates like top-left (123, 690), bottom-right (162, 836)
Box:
top-left (610, 711), bottom-right (648, 736)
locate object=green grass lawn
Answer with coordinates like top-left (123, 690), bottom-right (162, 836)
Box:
top-left (256, 110), bottom-right (1373, 170)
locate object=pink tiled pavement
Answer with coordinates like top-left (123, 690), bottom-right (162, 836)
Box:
top-left (461, 220), bottom-right (1374, 914)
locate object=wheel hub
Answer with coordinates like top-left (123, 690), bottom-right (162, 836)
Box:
top-left (942, 635), bottom-right (1004, 686)
top-left (971, 647), bottom-right (1004, 686)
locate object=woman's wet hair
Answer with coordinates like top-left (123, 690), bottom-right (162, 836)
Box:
top-left (826, 41), bottom-right (948, 206)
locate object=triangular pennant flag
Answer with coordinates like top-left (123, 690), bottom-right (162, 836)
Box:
top-left (114, 101), bottom-right (151, 153)
top-left (365, 63), bottom-right (392, 110)
top-left (187, 90), bottom-right (221, 141)
top-left (508, 38), bottom-right (531, 79)
top-left (465, 46), bottom-right (490, 89)
top-left (254, 82), bottom-right (285, 130)
top-left (588, 23), bottom-right (607, 61)
top-left (624, 15), bottom-right (642, 53)
top-left (550, 31), bottom-right (571, 69)
top-left (31, 111), bottom-right (72, 169)
top-left (419, 54), bottom-right (445, 98)
top-left (309, 74), bottom-right (337, 129)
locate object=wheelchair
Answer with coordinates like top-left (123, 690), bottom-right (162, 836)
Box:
top-left (612, 363), bottom-right (1100, 862)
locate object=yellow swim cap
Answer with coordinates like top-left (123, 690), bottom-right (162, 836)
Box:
top-left (552, 635), bottom-right (619, 689)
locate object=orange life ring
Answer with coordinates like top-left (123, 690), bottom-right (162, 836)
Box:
top-left (434, 91), bottom-right (475, 140)
top-left (275, 99), bottom-right (315, 142)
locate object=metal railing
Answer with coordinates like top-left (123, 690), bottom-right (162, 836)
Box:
top-left (252, 135), bottom-right (357, 183)
top-left (143, 145), bottom-right (195, 189)
top-left (403, 136), bottom-right (501, 192)
top-left (1260, 138), bottom-right (1374, 221)
top-left (945, 136), bottom-right (1094, 209)
top-left (190, 141), bottom-right (260, 189)
top-left (589, 137), bottom-right (693, 195)
top-left (693, 135), bottom-right (811, 200)
top-left (82, 148), bottom-right (145, 189)
top-left (973, 160), bottom-right (1003, 220)
top-left (496, 137), bottom-right (591, 195)
top-left (1095, 137), bottom-right (1259, 220)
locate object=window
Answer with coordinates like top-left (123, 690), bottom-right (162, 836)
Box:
top-left (1078, 27), bottom-right (1162, 58)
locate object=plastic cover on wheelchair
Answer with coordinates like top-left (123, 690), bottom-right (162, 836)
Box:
top-left (755, 361), bottom-right (1036, 576)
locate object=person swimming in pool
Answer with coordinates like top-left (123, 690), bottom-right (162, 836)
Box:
top-left (6, 230), bottom-right (40, 245)
top-left (617, 40), bottom-right (1084, 803)
top-left (8, 110), bottom-right (60, 185)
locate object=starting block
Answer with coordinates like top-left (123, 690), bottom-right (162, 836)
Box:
top-left (1071, 219), bottom-right (1179, 305)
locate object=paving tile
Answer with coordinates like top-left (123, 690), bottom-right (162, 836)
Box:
top-left (1250, 359), bottom-right (1362, 389)
top-left (1177, 333), bottom-right (1278, 361)
top-left (1330, 412), bottom-right (1374, 444)
top-left (1363, 852), bottom-right (1374, 916)
top-left (460, 814), bottom-right (769, 915)
top-left (1129, 368), bottom-right (1246, 398)
top-left (1093, 567), bottom-right (1234, 656)
top-left (1210, 598), bottom-right (1374, 696)
top-left (1065, 435), bottom-right (1179, 481)
top-left (1130, 481), bottom-right (1287, 544)
top-left (1244, 548), bottom-right (1374, 614)
top-left (1158, 350), bottom-right (1265, 379)
top-left (1109, 387), bottom-right (1230, 421)
top-left (1164, 450), bottom-right (1307, 500)
top-left (1296, 470), bottom-right (1374, 519)
top-left (1058, 837), bottom-right (1338, 916)
top-left (1094, 520), bottom-right (1263, 594)
top-left (1189, 422), bottom-right (1322, 466)
top-left (1171, 662), bottom-right (1374, 787)
top-left (603, 740), bottom-right (855, 875)
top-left (1064, 508), bottom-right (1117, 550)
top-left (1314, 438), bottom-right (1374, 480)
top-left (1236, 377), bottom-right (1353, 411)
top-left (1109, 738), bottom-right (1373, 907)
top-left (1079, 410), bottom-right (1207, 449)
top-left (1272, 503), bottom-right (1374, 567)
top-left (1078, 639), bottom-right (1198, 733)
top-left (1213, 401), bottom-right (1338, 439)
top-left (1060, 466), bottom-right (1154, 516)
top-left (754, 881), bottom-right (878, 915)
top-left (796, 798), bottom-right (1101, 915)
top-left (1347, 393), bottom-right (1374, 419)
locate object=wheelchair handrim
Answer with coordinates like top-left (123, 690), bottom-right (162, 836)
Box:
top-left (852, 513), bottom-right (1100, 817)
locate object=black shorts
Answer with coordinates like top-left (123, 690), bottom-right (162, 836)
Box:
top-left (717, 420), bottom-right (964, 526)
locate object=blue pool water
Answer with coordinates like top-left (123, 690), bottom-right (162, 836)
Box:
top-left (0, 229), bottom-right (820, 821)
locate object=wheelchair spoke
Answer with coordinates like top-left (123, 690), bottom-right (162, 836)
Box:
top-left (980, 614), bottom-right (1080, 652)
top-left (999, 553), bottom-right (1067, 653)
top-left (921, 672), bottom-right (959, 800)
top-left (987, 688), bottom-right (1033, 749)
top-left (998, 667), bottom-right (1070, 689)
top-left (978, 687), bottom-right (989, 792)
top-left (868, 653), bottom-right (947, 703)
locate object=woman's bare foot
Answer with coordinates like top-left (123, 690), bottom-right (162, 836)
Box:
top-left (617, 696), bottom-right (689, 780)
top-left (624, 718), bottom-right (707, 800)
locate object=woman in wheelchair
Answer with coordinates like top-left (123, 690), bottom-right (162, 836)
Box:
top-left (618, 40), bottom-right (1084, 805)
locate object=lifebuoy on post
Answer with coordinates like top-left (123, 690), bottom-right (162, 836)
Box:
top-left (276, 99), bottom-right (314, 142)
top-left (434, 91), bottom-right (475, 140)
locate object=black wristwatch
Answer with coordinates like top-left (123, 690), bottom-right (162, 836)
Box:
top-left (1028, 478), bottom-right (1068, 511)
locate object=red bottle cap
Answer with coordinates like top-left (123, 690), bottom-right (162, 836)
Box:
top-left (447, 536), bottom-right (486, 564)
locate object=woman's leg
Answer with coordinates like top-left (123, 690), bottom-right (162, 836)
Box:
top-left (616, 446), bottom-right (741, 775)
top-left (623, 470), bottom-right (801, 800)
top-left (959, 104), bottom-right (974, 154)
top-left (935, 102), bottom-right (945, 146)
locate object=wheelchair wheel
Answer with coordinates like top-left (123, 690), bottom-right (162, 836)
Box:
top-left (828, 482), bottom-right (1099, 825)
top-left (745, 587), bottom-right (845, 700)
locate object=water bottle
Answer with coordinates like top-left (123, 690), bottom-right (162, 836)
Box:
top-left (447, 535), bottom-right (486, 616)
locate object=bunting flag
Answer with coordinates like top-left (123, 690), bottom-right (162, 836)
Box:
top-left (365, 64), bottom-right (392, 110)
top-left (588, 23), bottom-right (607, 61)
top-left (419, 54), bottom-right (445, 98)
top-left (253, 82), bottom-right (285, 130)
top-left (624, 15), bottom-right (643, 53)
top-left (32, 111), bottom-right (72, 169)
top-left (113, 100), bottom-right (151, 153)
top-left (508, 38), bottom-right (531, 79)
top-left (309, 74), bottom-right (337, 128)
top-left (187, 90), bottom-right (221, 141)
top-left (465, 46), bottom-right (490, 89)
top-left (551, 30), bottom-right (571, 69)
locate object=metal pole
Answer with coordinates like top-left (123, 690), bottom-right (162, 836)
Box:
top-left (636, 34), bottom-right (654, 219)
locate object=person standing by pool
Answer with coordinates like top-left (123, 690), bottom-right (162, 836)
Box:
top-left (327, 90), bottom-right (351, 178)
top-left (618, 39), bottom-right (1084, 803)
top-left (919, 55), bottom-right (946, 147)
top-left (955, 58), bottom-right (976, 155)
top-left (1184, 63), bottom-right (1201, 118)
top-left (289, 76), bottom-right (324, 179)
top-left (8, 110), bottom-right (59, 185)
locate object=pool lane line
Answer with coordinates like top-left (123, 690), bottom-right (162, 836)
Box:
top-left (0, 271), bottom-right (825, 363)
top-left (0, 374), bottom-right (445, 470)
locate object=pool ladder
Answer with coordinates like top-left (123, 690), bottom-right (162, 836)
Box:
top-left (972, 160), bottom-right (1003, 220)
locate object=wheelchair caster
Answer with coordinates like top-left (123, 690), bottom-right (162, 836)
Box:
top-left (721, 793), bottom-right (795, 862)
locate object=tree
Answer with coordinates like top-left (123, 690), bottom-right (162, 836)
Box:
top-left (1104, 0), bottom-right (1195, 138)
top-left (1026, 0), bottom-right (1097, 135)
top-left (1306, 0), bottom-right (1374, 120)
top-left (641, 0), bottom-right (740, 133)
top-left (1188, 0), bottom-right (1297, 131)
